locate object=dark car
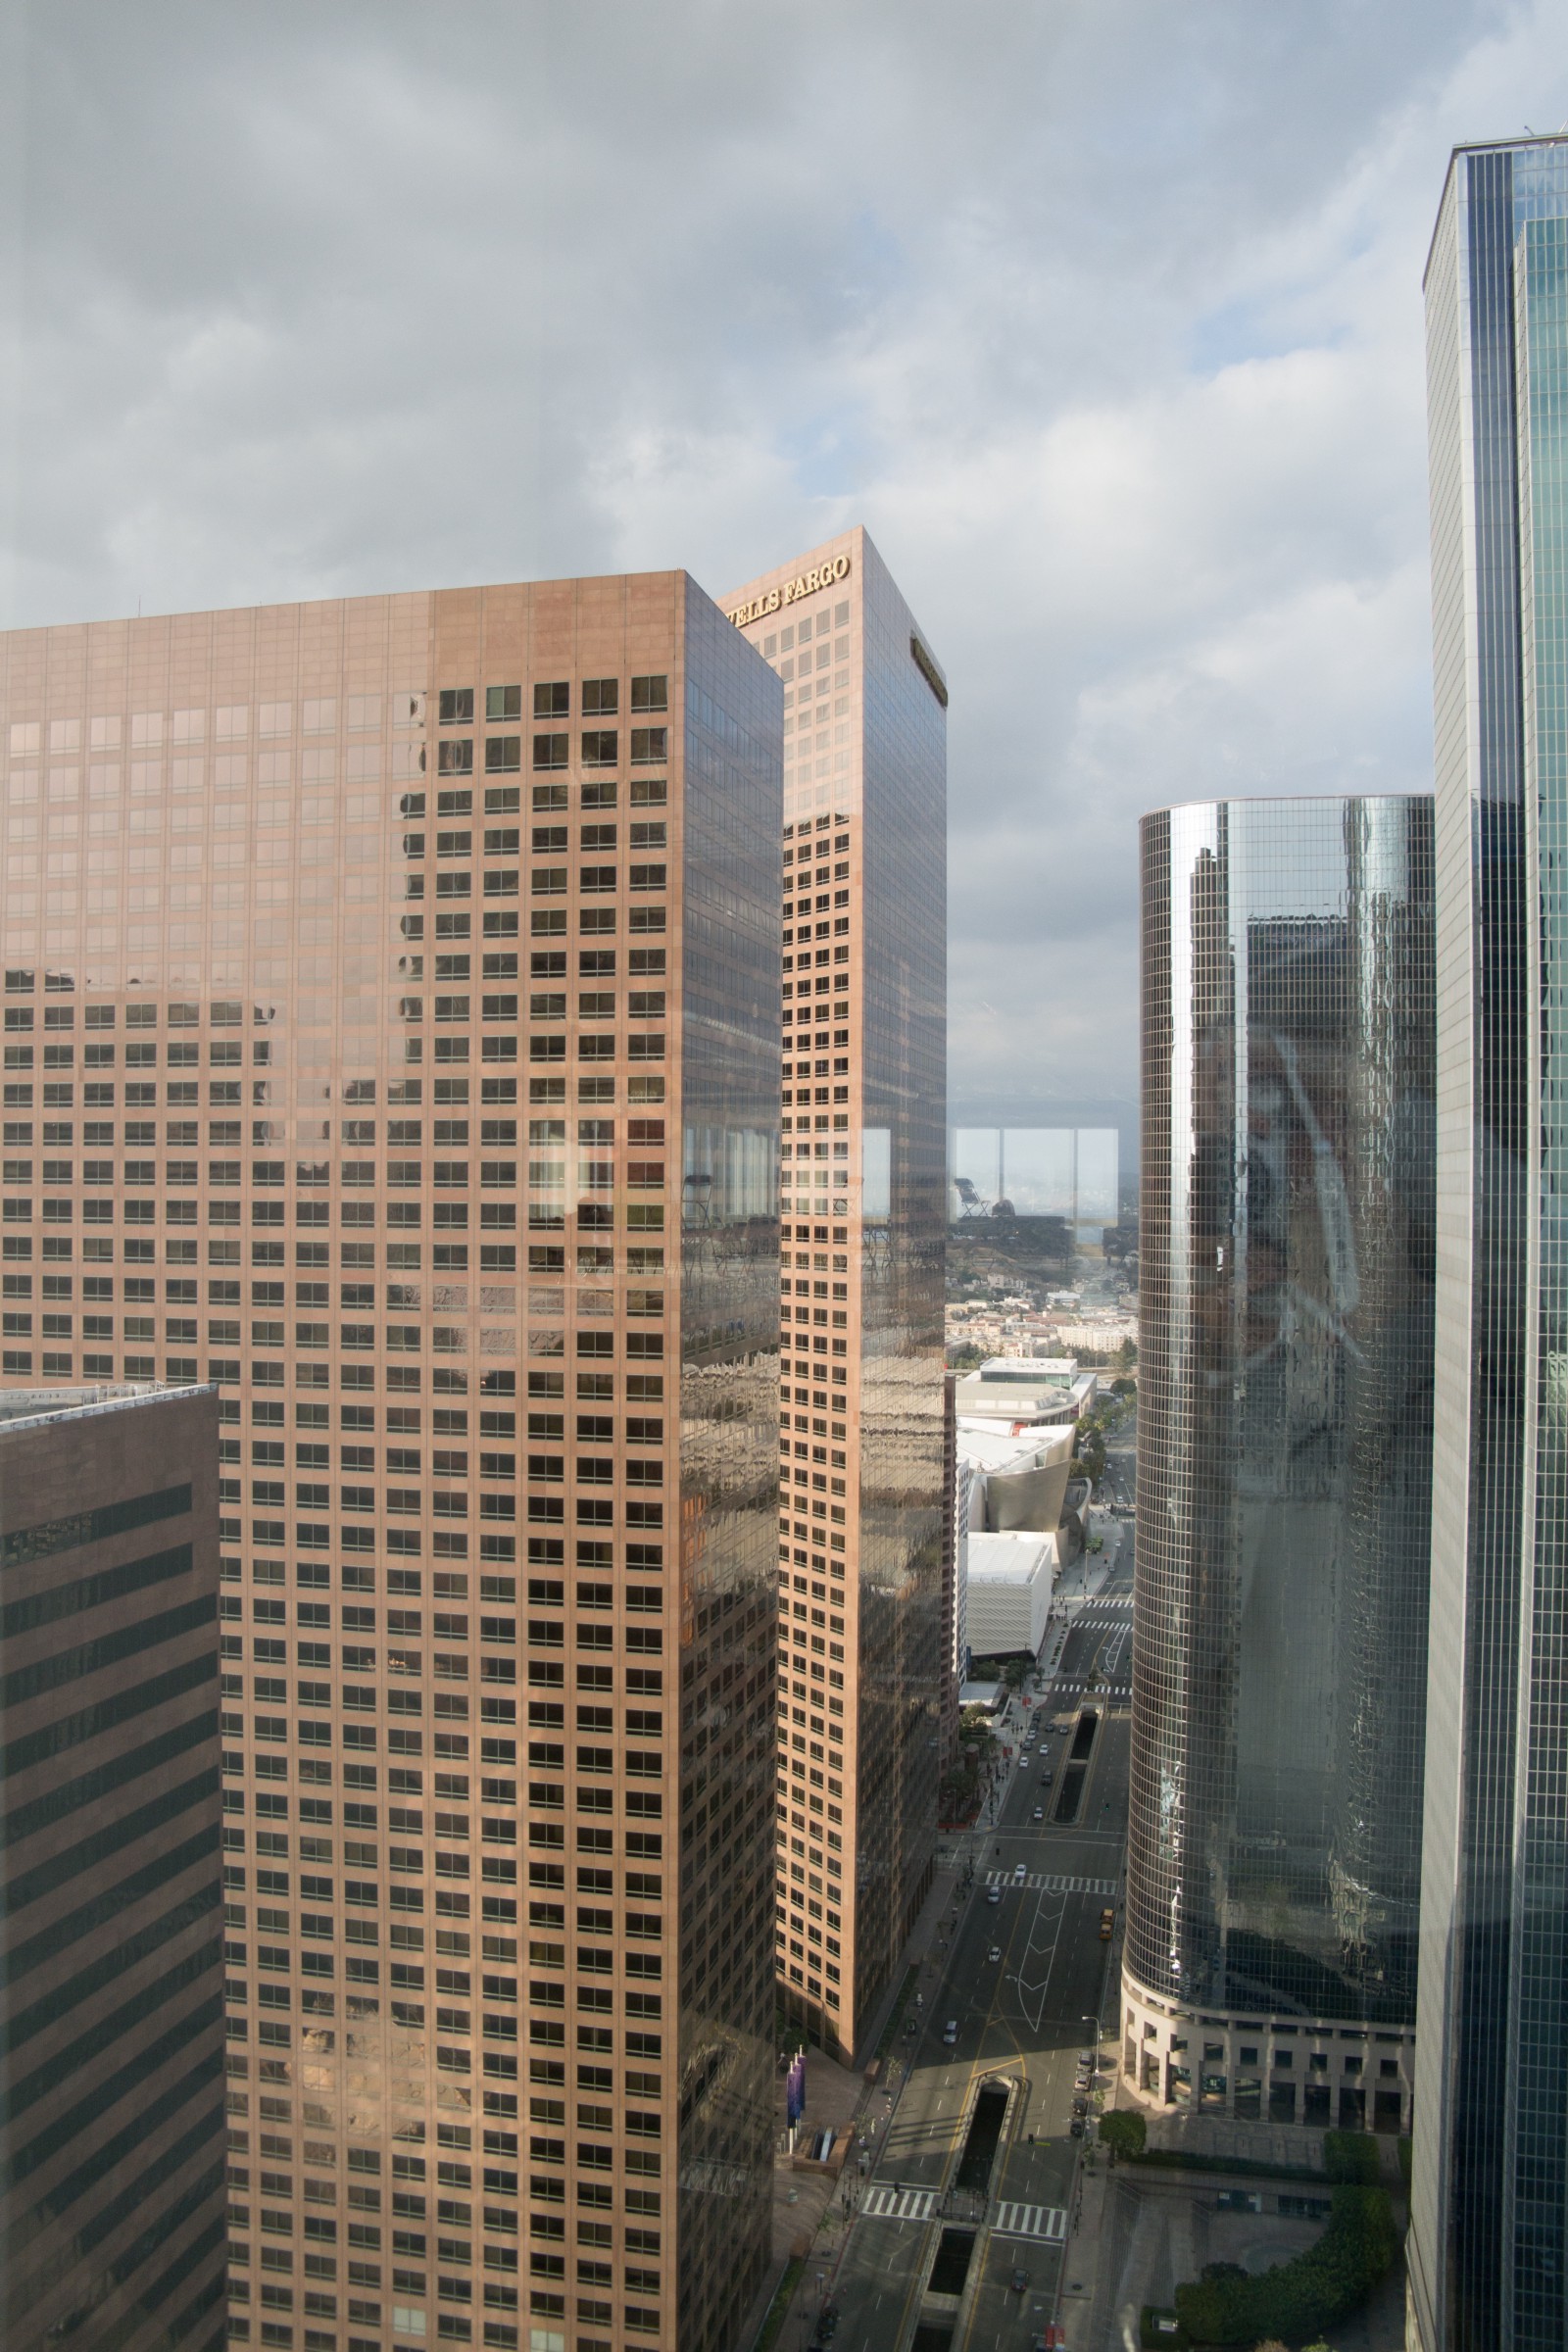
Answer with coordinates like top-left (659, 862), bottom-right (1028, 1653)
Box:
top-left (1069, 2116), bottom-right (1086, 2138)
top-left (1010, 2266), bottom-right (1030, 2293)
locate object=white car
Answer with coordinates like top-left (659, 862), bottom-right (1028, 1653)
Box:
top-left (943, 2019), bottom-right (958, 2044)
top-left (1012, 1862), bottom-right (1027, 1883)
top-left (987, 1886), bottom-right (1002, 1904)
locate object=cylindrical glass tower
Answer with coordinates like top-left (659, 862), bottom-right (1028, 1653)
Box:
top-left (1124, 795), bottom-right (1435, 2130)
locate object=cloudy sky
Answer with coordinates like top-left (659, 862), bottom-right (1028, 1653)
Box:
top-left (1, 0), bottom-right (1561, 1115)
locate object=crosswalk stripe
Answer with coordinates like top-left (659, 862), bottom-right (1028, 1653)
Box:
top-left (993, 2202), bottom-right (1067, 2242)
top-left (860, 2184), bottom-right (937, 2223)
top-left (983, 1872), bottom-right (1117, 1894)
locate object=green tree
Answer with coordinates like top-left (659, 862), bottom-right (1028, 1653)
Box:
top-left (1174, 2186), bottom-right (1396, 2346)
top-left (1073, 1415), bottom-right (1107, 1487)
top-left (1099, 2111), bottom-right (1147, 2160)
top-left (1323, 2131), bottom-right (1380, 2185)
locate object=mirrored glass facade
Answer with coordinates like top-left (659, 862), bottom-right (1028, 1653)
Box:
top-left (1411, 135), bottom-right (1568, 2352)
top-left (1126, 797), bottom-right (1435, 2127)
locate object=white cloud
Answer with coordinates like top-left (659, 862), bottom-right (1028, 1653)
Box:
top-left (1, 0), bottom-right (1560, 1108)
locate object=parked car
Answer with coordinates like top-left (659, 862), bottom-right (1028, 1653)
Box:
top-left (1069, 2117), bottom-right (1086, 2138)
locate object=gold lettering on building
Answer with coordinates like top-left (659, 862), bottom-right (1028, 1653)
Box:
top-left (727, 554), bottom-right (851, 629)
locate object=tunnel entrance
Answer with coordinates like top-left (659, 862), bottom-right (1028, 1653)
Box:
top-left (955, 2081), bottom-right (1010, 2196)
top-left (928, 2229), bottom-right (977, 2297)
top-left (1054, 1708), bottom-right (1099, 1822)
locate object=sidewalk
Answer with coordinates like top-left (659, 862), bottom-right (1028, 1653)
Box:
top-left (737, 1849), bottom-right (973, 2351)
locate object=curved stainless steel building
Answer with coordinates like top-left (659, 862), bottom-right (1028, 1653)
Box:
top-left (1124, 795), bottom-right (1435, 2130)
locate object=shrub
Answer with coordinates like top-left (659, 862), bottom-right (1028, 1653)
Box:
top-left (1173, 2185), bottom-right (1397, 2345)
top-left (1100, 2110), bottom-right (1148, 2160)
top-left (1323, 2130), bottom-right (1379, 2185)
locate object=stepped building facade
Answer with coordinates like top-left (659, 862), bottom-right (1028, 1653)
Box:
top-left (0, 574), bottom-right (782, 2352)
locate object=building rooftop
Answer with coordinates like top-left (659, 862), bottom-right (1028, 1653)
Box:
top-left (967, 1530), bottom-right (1057, 1585)
top-left (956, 1423), bottom-right (1075, 1475)
top-left (0, 1380), bottom-right (199, 1432)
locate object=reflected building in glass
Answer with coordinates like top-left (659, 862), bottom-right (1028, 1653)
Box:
top-left (0, 574), bottom-right (781, 2352)
top-left (722, 531), bottom-right (947, 2064)
top-left (1124, 796), bottom-right (1435, 2133)
top-left (1408, 135), bottom-right (1568, 2352)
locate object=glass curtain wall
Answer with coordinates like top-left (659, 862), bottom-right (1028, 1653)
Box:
top-left (1411, 137), bottom-right (1568, 2352)
top-left (1129, 797), bottom-right (1435, 2033)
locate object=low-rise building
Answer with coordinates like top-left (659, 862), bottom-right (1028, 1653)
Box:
top-left (964, 1531), bottom-right (1056, 1658)
top-left (0, 1380), bottom-right (225, 2352)
top-left (955, 1356), bottom-right (1097, 1430)
top-left (953, 1421), bottom-right (1074, 1663)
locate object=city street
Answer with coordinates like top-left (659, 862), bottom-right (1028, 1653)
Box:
top-left (814, 1526), bottom-right (1134, 2352)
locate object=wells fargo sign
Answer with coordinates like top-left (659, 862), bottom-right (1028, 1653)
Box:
top-left (727, 554), bottom-right (851, 629)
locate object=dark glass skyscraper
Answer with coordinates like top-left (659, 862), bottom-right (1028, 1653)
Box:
top-left (1125, 796), bottom-right (1435, 2131)
top-left (1408, 135), bottom-right (1568, 2352)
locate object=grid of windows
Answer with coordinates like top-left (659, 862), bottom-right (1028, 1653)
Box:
top-left (727, 530), bottom-right (947, 2064)
top-left (0, 1386), bottom-right (225, 2352)
top-left (1129, 799), bottom-right (1435, 2119)
top-left (0, 580), bottom-right (777, 2352)
top-left (1410, 137), bottom-right (1568, 2352)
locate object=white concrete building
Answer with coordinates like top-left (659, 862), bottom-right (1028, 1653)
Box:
top-left (965, 1530), bottom-right (1056, 1656)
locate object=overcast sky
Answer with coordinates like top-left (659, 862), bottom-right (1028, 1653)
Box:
top-left (1, 1), bottom-right (1561, 1113)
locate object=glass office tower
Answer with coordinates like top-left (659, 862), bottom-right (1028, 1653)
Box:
top-left (722, 531), bottom-right (947, 2065)
top-left (1126, 797), bottom-right (1435, 2131)
top-left (1409, 136), bottom-right (1568, 2352)
top-left (0, 575), bottom-right (781, 2352)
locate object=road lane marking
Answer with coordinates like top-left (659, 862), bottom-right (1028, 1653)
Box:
top-left (861, 2184), bottom-right (938, 2222)
top-left (993, 2201), bottom-right (1068, 2242)
top-left (984, 1872), bottom-right (1117, 1894)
